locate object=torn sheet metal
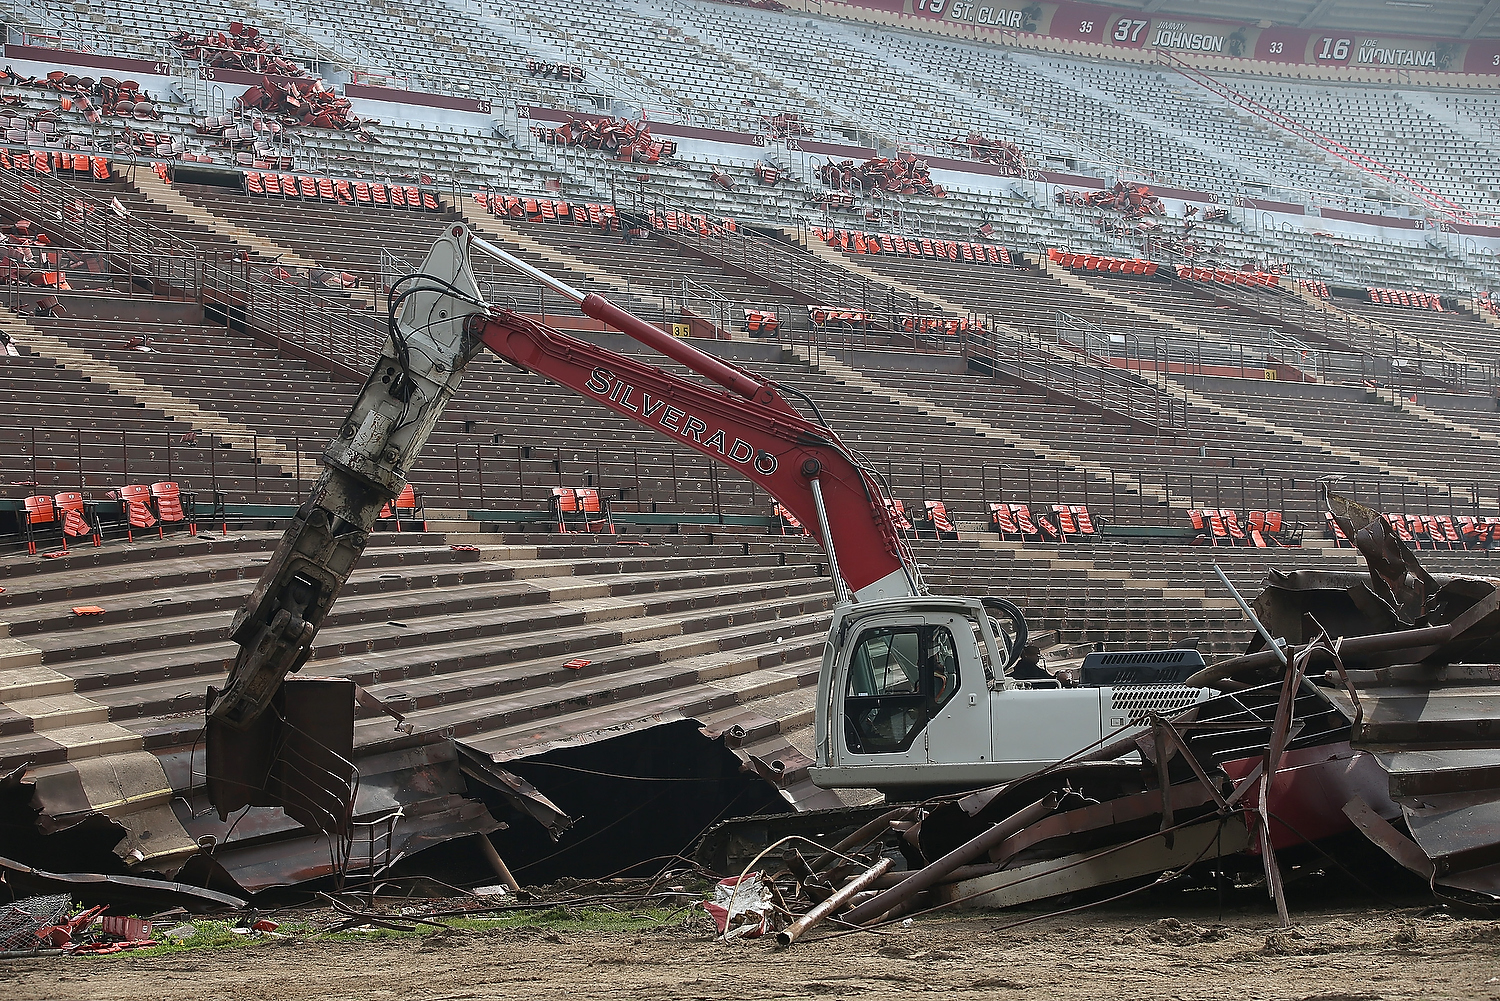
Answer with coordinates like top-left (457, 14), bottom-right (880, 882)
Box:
top-left (0, 854), bottom-right (246, 912)
top-left (1194, 500), bottom-right (1500, 904)
top-left (152, 737), bottom-right (499, 895)
top-left (453, 742), bottom-right (573, 840)
top-left (1325, 666), bottom-right (1500, 903)
top-left (940, 817), bottom-right (1250, 911)
top-left (1221, 742), bottom-right (1397, 852)
top-left (205, 677), bottom-right (358, 838)
top-left (707, 721), bottom-right (847, 812)
top-left (1261, 490), bottom-right (1500, 657)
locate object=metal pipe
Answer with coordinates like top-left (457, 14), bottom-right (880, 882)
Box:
top-left (474, 833), bottom-right (522, 893)
top-left (843, 793), bottom-right (1060, 926)
top-left (809, 806), bottom-right (918, 873)
top-left (810, 477), bottom-right (849, 605)
top-left (1213, 562), bottom-right (1288, 667)
top-left (776, 856), bottom-right (892, 947)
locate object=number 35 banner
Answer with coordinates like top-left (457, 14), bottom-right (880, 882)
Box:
top-left (812, 0), bottom-right (1500, 75)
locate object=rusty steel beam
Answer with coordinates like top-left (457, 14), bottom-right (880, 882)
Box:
top-left (844, 793), bottom-right (1062, 927)
top-left (776, 856), bottom-right (893, 946)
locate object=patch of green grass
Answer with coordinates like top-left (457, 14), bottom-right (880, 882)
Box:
top-left (104, 919), bottom-right (318, 960)
top-left (94, 907), bottom-right (684, 959)
top-left (445, 905), bottom-right (680, 934)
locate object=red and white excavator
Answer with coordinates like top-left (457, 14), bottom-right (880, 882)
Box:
top-left (207, 223), bottom-right (1213, 805)
top-left (202, 223), bottom-right (1500, 912)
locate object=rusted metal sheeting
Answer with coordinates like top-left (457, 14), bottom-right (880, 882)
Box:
top-left (1208, 492), bottom-right (1500, 903)
top-left (154, 737), bottom-right (499, 894)
top-left (0, 854), bottom-right (247, 912)
top-left (710, 722), bottom-right (847, 812)
top-left (452, 742), bottom-right (573, 839)
top-left (1325, 668), bottom-right (1500, 903)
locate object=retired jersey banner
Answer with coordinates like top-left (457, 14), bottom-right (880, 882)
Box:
top-left (818, 0), bottom-right (1500, 75)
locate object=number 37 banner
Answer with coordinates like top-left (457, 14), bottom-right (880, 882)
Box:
top-left (816, 0), bottom-right (1500, 75)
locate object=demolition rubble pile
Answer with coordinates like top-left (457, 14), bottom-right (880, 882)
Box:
top-left (529, 116), bottom-right (677, 163)
top-left (964, 132), bottom-right (1029, 176)
top-left (0, 68), bottom-right (159, 122)
top-left (700, 488), bottom-right (1500, 941)
top-left (237, 76), bottom-right (372, 136)
top-left (2, 491), bottom-right (1498, 939)
top-left (1056, 180), bottom-right (1165, 219)
top-left (172, 23), bottom-right (311, 77)
top-left (817, 154), bottom-right (945, 197)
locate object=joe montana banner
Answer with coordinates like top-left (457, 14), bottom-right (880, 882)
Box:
top-left (805, 0), bottom-right (1500, 75)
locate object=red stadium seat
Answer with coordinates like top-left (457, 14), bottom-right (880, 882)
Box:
top-left (989, 502), bottom-right (1018, 538)
top-left (54, 491), bottom-right (102, 548)
top-left (1070, 505), bottom-right (1098, 537)
top-left (21, 494), bottom-right (63, 555)
top-left (774, 503), bottom-right (807, 536)
top-left (378, 484), bottom-right (424, 532)
top-left (885, 498), bottom-right (912, 531)
top-left (1011, 504), bottom-right (1041, 537)
top-left (1051, 504), bottom-right (1077, 536)
top-left (922, 501), bottom-right (958, 541)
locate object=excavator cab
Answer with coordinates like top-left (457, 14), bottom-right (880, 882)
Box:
top-left (813, 596), bottom-right (1216, 796)
top-left (842, 620), bottom-right (960, 755)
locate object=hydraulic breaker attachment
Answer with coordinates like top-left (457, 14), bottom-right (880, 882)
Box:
top-left (209, 224), bottom-right (486, 730)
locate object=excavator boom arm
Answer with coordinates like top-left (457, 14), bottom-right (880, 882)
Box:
top-left (210, 222), bottom-right (915, 736)
top-left (472, 308), bottom-right (915, 600)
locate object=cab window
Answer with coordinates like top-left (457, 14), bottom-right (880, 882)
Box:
top-left (844, 624), bottom-right (959, 754)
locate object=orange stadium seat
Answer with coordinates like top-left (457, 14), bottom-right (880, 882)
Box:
top-left (150, 481), bottom-right (197, 537)
top-left (774, 503), bottom-right (807, 536)
top-left (110, 484), bottom-right (160, 542)
top-left (54, 491), bottom-right (102, 548)
top-left (885, 498), bottom-right (912, 532)
top-left (989, 502), bottom-right (1018, 538)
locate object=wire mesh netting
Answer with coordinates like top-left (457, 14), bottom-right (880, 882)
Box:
top-left (0, 894), bottom-right (71, 951)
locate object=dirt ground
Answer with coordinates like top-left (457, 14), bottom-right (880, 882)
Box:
top-left (7, 903), bottom-right (1500, 1001)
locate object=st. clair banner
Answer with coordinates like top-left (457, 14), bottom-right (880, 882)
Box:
top-left (813, 0), bottom-right (1500, 75)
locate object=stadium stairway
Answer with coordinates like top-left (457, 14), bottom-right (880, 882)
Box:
top-left (0, 303), bottom-right (307, 478)
top-left (1037, 254), bottom-right (1244, 355)
top-left (1371, 387), bottom-right (1500, 452)
top-left (0, 525), bottom-right (855, 869)
top-left (459, 207), bottom-right (646, 311)
top-left (132, 172), bottom-right (315, 270)
top-left (1285, 282), bottom-right (1406, 347)
top-left (1180, 377), bottom-right (1475, 498)
top-left (1463, 302), bottom-right (1500, 334)
top-left (129, 172), bottom-right (386, 316)
top-left (785, 344), bottom-right (1186, 513)
top-left (789, 228), bottom-right (1003, 335)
